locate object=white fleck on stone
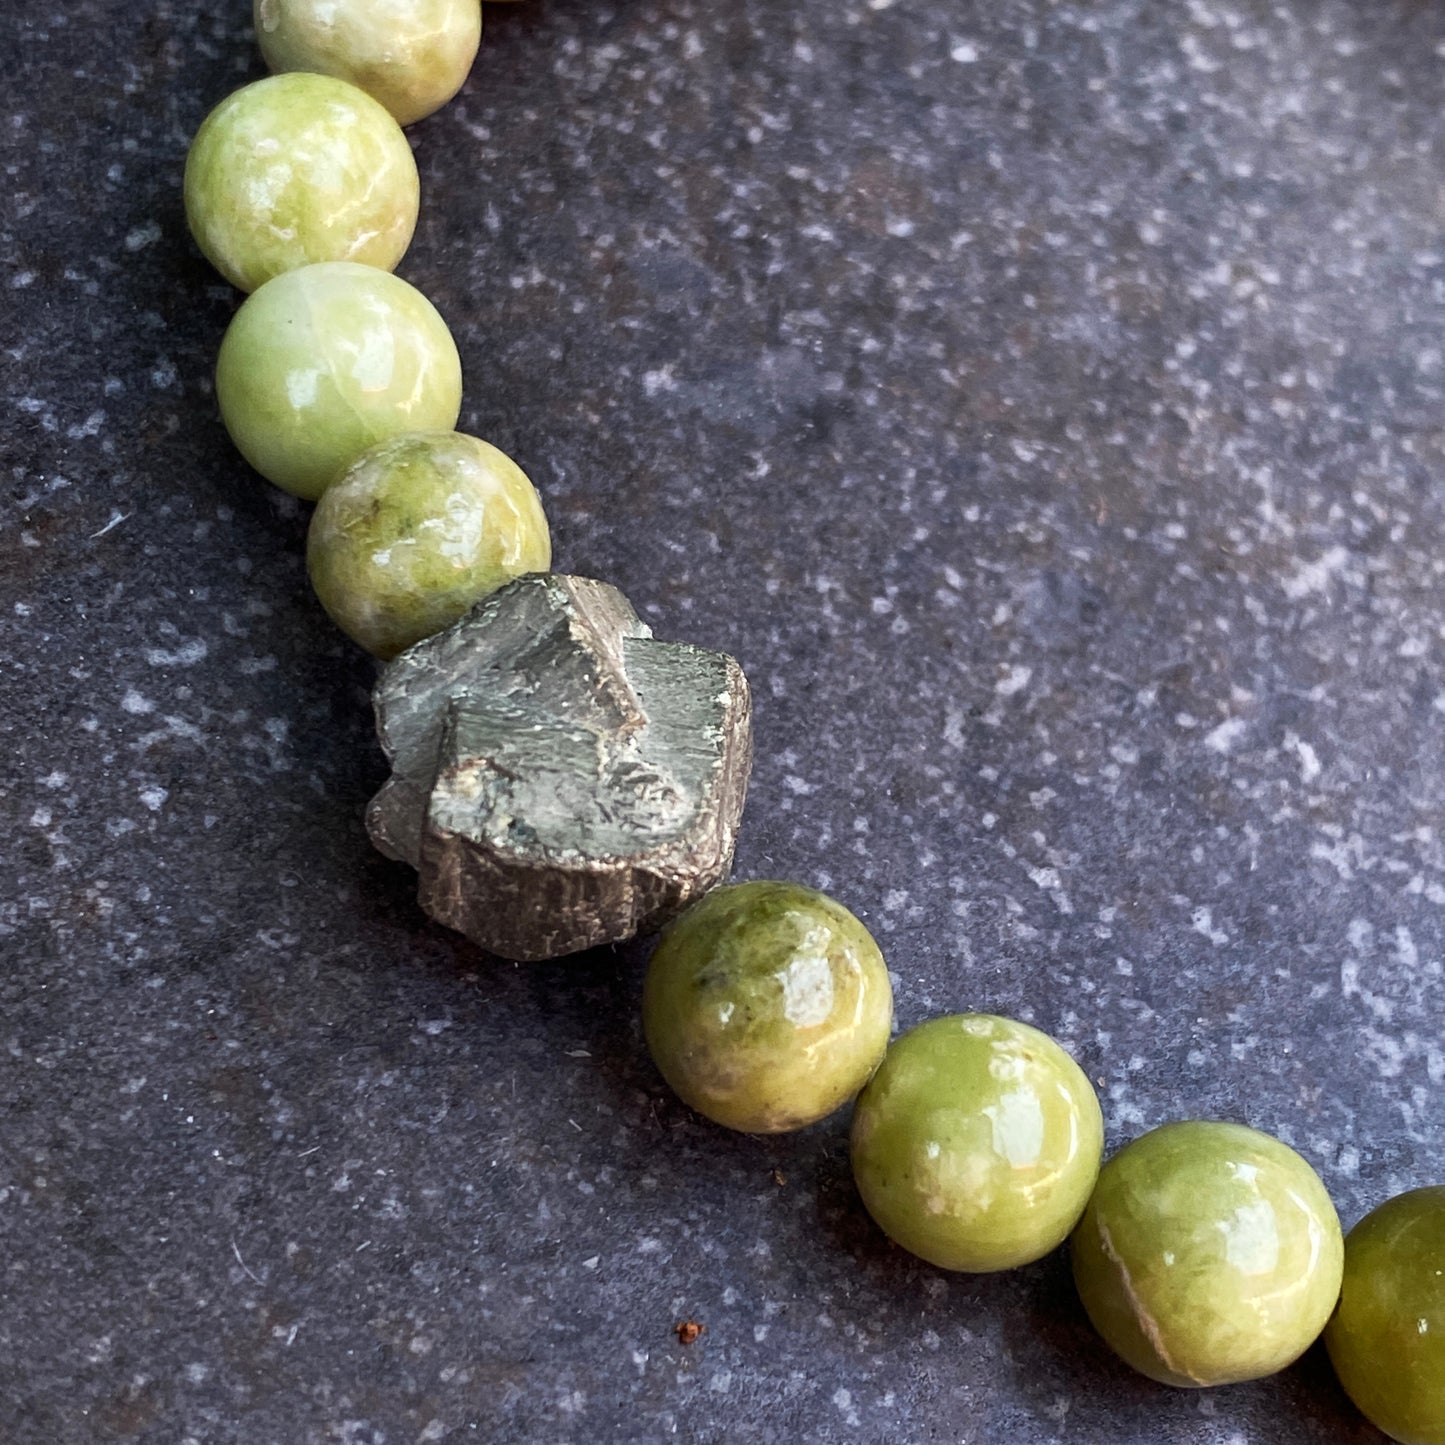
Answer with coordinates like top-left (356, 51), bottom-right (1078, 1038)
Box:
top-left (1394, 927), bottom-right (1419, 969)
top-left (1191, 907), bottom-right (1229, 946)
top-left (125, 221), bottom-right (162, 251)
top-left (1203, 717), bottom-right (1247, 753)
top-left (138, 786), bottom-right (168, 812)
top-left (995, 664), bottom-right (1032, 697)
top-left (1363, 1029), bottom-right (1405, 1079)
top-left (1281, 545), bottom-right (1350, 600)
top-left (145, 638), bottom-right (208, 667)
top-left (1284, 733), bottom-right (1321, 783)
top-left (943, 708), bottom-right (965, 751)
top-left (950, 39), bottom-right (979, 62)
top-left (90, 509), bottom-right (128, 538)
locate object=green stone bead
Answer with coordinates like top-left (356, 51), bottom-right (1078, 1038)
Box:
top-left (256, 0), bottom-right (482, 126)
top-left (307, 431), bottom-right (552, 659)
top-left (1071, 1120), bottom-right (1344, 1387)
top-left (184, 72), bottom-right (418, 292)
top-left (215, 262), bottom-right (462, 501)
top-left (1326, 1187), bottom-right (1445, 1444)
top-left (850, 1014), bottom-right (1103, 1272)
top-left (643, 882), bottom-right (893, 1135)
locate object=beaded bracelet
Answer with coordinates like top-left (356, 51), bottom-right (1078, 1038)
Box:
top-left (181, 4), bottom-right (1444, 1439)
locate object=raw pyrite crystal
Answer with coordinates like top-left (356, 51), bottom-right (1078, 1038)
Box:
top-left (367, 573), bottom-right (753, 961)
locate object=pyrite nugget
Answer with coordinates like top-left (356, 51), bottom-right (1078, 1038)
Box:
top-left (368, 574), bottom-right (753, 961)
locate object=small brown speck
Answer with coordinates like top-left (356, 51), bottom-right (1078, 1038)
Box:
top-left (771, 1168), bottom-right (787, 1187)
top-left (674, 1320), bottom-right (705, 1345)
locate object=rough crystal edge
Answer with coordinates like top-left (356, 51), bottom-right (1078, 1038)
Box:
top-left (419, 653), bottom-right (752, 960)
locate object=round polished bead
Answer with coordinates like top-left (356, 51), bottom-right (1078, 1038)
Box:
top-left (850, 1014), bottom-right (1103, 1272)
top-left (1071, 1120), bottom-right (1343, 1387)
top-left (255, 0), bottom-right (482, 126)
top-left (307, 431), bottom-right (552, 659)
top-left (1326, 1187), bottom-right (1445, 1444)
top-left (184, 73), bottom-right (418, 292)
top-left (216, 262), bottom-right (462, 501)
top-left (643, 882), bottom-right (893, 1135)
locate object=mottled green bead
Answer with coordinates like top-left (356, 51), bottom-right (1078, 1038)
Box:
top-left (307, 431), bottom-right (552, 659)
top-left (1326, 1187), bottom-right (1445, 1444)
top-left (256, 0), bottom-right (482, 126)
top-left (643, 881), bottom-right (892, 1135)
top-left (850, 1014), bottom-right (1103, 1272)
top-left (1072, 1120), bottom-right (1344, 1387)
top-left (215, 262), bottom-right (462, 501)
top-left (184, 72), bottom-right (418, 292)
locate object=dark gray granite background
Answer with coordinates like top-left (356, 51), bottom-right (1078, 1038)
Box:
top-left (2, 1), bottom-right (1442, 1441)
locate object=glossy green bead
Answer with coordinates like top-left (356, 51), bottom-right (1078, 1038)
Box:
top-left (643, 882), bottom-right (893, 1135)
top-left (1072, 1120), bottom-right (1344, 1387)
top-left (850, 1014), bottom-right (1103, 1272)
top-left (215, 262), bottom-right (462, 501)
top-left (307, 431), bottom-right (552, 659)
top-left (256, 0), bottom-right (482, 127)
top-left (1325, 1187), bottom-right (1445, 1444)
top-left (184, 72), bottom-right (418, 292)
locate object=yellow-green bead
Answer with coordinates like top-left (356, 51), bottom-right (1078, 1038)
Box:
top-left (1072, 1121), bottom-right (1344, 1387)
top-left (184, 73), bottom-right (418, 292)
top-left (216, 262), bottom-right (462, 501)
top-left (307, 431), bottom-right (551, 659)
top-left (643, 882), bottom-right (893, 1135)
top-left (850, 1014), bottom-right (1103, 1272)
top-left (1326, 1187), bottom-right (1445, 1444)
top-left (255, 0), bottom-right (482, 127)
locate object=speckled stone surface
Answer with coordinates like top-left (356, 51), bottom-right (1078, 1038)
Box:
top-left (2, 2), bottom-right (1442, 1441)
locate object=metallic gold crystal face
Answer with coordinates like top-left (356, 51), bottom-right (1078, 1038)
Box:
top-left (215, 262), bottom-right (463, 500)
top-left (850, 1013), bottom-right (1104, 1272)
top-left (184, 72), bottom-right (419, 292)
top-left (307, 431), bottom-right (552, 659)
top-left (1326, 1187), bottom-right (1445, 1444)
top-left (367, 575), bottom-right (754, 961)
top-left (255, 0), bottom-right (483, 126)
top-left (1071, 1120), bottom-right (1344, 1387)
top-left (644, 881), bottom-right (893, 1134)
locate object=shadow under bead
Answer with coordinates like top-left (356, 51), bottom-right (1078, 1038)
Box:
top-left (367, 574), bottom-right (753, 961)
